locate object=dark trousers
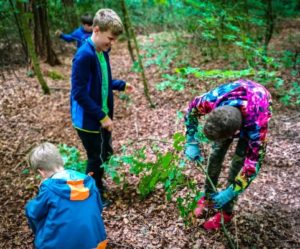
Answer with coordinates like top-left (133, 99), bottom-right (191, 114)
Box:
top-left (205, 137), bottom-right (248, 213)
top-left (77, 128), bottom-right (113, 191)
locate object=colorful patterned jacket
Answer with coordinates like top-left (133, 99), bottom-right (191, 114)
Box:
top-left (185, 79), bottom-right (272, 195)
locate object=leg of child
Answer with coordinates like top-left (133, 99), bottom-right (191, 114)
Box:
top-left (223, 137), bottom-right (248, 213)
top-left (204, 138), bottom-right (233, 196)
top-left (77, 130), bottom-right (102, 189)
top-left (98, 128), bottom-right (113, 190)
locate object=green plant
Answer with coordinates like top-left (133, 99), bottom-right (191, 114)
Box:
top-left (102, 133), bottom-right (188, 198)
top-left (131, 32), bottom-right (188, 74)
top-left (156, 73), bottom-right (188, 91)
top-left (58, 144), bottom-right (87, 173)
top-left (177, 67), bottom-right (256, 80)
top-left (48, 70), bottom-right (64, 80)
top-left (102, 127), bottom-right (211, 222)
top-left (279, 81), bottom-right (300, 106)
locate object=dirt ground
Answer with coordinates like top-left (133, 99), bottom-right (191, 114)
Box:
top-left (0, 29), bottom-right (299, 249)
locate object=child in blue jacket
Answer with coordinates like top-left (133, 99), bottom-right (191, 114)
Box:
top-left (70, 9), bottom-right (134, 206)
top-left (55, 13), bottom-right (93, 49)
top-left (25, 142), bottom-right (108, 249)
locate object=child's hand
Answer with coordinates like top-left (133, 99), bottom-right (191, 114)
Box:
top-left (185, 143), bottom-right (202, 161)
top-left (55, 29), bottom-right (62, 37)
top-left (211, 187), bottom-right (236, 208)
top-left (100, 116), bottom-right (113, 132)
top-left (125, 83), bottom-right (135, 94)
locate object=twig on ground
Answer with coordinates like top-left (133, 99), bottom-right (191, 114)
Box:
top-left (108, 241), bottom-right (135, 249)
top-left (134, 107), bottom-right (139, 138)
top-left (234, 215), bottom-right (239, 249)
top-left (49, 87), bottom-right (69, 91)
top-left (115, 137), bottom-right (172, 153)
top-left (195, 161), bottom-right (237, 249)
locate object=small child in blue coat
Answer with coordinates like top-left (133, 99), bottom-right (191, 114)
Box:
top-left (55, 13), bottom-right (93, 49)
top-left (25, 142), bottom-right (108, 249)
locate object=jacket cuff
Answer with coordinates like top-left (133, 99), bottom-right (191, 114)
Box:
top-left (186, 134), bottom-right (197, 143)
top-left (100, 115), bottom-right (109, 123)
top-left (124, 83), bottom-right (128, 92)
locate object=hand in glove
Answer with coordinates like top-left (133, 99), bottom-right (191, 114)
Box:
top-left (211, 186), bottom-right (236, 209)
top-left (185, 143), bottom-right (202, 161)
top-left (185, 134), bottom-right (202, 161)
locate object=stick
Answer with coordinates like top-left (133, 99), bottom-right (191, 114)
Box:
top-left (195, 161), bottom-right (236, 249)
top-left (115, 137), bottom-right (172, 153)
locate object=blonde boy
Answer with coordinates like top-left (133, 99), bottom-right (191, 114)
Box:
top-left (71, 9), bottom-right (133, 206)
top-left (25, 142), bottom-right (108, 249)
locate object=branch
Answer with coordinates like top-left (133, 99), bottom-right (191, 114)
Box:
top-left (115, 137), bottom-right (172, 153)
top-left (195, 161), bottom-right (237, 249)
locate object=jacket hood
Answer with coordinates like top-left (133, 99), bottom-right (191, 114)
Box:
top-left (42, 170), bottom-right (96, 201)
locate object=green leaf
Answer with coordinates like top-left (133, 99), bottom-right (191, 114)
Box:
top-left (173, 132), bottom-right (185, 151)
top-left (275, 78), bottom-right (284, 89)
top-left (22, 169), bottom-right (30, 175)
top-left (176, 111), bottom-right (184, 120)
top-left (280, 95), bottom-right (291, 105)
top-left (160, 152), bottom-right (173, 168)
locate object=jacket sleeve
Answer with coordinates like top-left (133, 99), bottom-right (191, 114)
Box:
top-left (72, 51), bottom-right (106, 121)
top-left (112, 79), bottom-right (126, 91)
top-left (25, 185), bottom-right (49, 234)
top-left (184, 94), bottom-right (213, 138)
top-left (228, 123), bottom-right (269, 196)
top-left (60, 28), bottom-right (81, 42)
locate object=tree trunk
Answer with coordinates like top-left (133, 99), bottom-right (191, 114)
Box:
top-left (120, 1), bottom-right (135, 62)
top-left (16, 1), bottom-right (50, 94)
top-left (62, 0), bottom-right (78, 29)
top-left (8, 0), bottom-right (28, 60)
top-left (32, 0), bottom-right (61, 66)
top-left (121, 0), bottom-right (155, 108)
top-left (264, 0), bottom-right (274, 59)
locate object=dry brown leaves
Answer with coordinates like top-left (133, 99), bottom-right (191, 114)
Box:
top-left (0, 39), bottom-right (299, 249)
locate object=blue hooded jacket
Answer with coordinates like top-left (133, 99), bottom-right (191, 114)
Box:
top-left (60, 26), bottom-right (92, 48)
top-left (25, 170), bottom-right (107, 249)
top-left (71, 38), bottom-right (126, 132)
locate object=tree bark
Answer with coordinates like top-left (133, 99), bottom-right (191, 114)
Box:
top-left (120, 0), bottom-right (135, 62)
top-left (121, 0), bottom-right (155, 108)
top-left (16, 1), bottom-right (50, 94)
top-left (264, 0), bottom-right (274, 59)
top-left (62, 0), bottom-right (78, 29)
top-left (31, 0), bottom-right (61, 66)
top-left (8, 0), bottom-right (28, 60)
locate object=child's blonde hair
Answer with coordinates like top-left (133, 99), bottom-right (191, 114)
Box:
top-left (93, 9), bottom-right (123, 36)
top-left (27, 142), bottom-right (64, 172)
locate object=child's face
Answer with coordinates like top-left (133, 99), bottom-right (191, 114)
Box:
top-left (83, 24), bottom-right (93, 33)
top-left (93, 27), bottom-right (117, 52)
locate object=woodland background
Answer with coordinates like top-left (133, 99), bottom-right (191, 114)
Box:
top-left (0, 0), bottom-right (299, 248)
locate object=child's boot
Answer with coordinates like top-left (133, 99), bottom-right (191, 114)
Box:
top-left (194, 196), bottom-right (214, 218)
top-left (203, 211), bottom-right (233, 230)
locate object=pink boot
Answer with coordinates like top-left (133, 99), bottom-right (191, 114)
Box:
top-left (194, 196), bottom-right (214, 218)
top-left (203, 211), bottom-right (233, 230)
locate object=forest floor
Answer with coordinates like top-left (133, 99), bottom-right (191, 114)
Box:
top-left (0, 27), bottom-right (300, 248)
